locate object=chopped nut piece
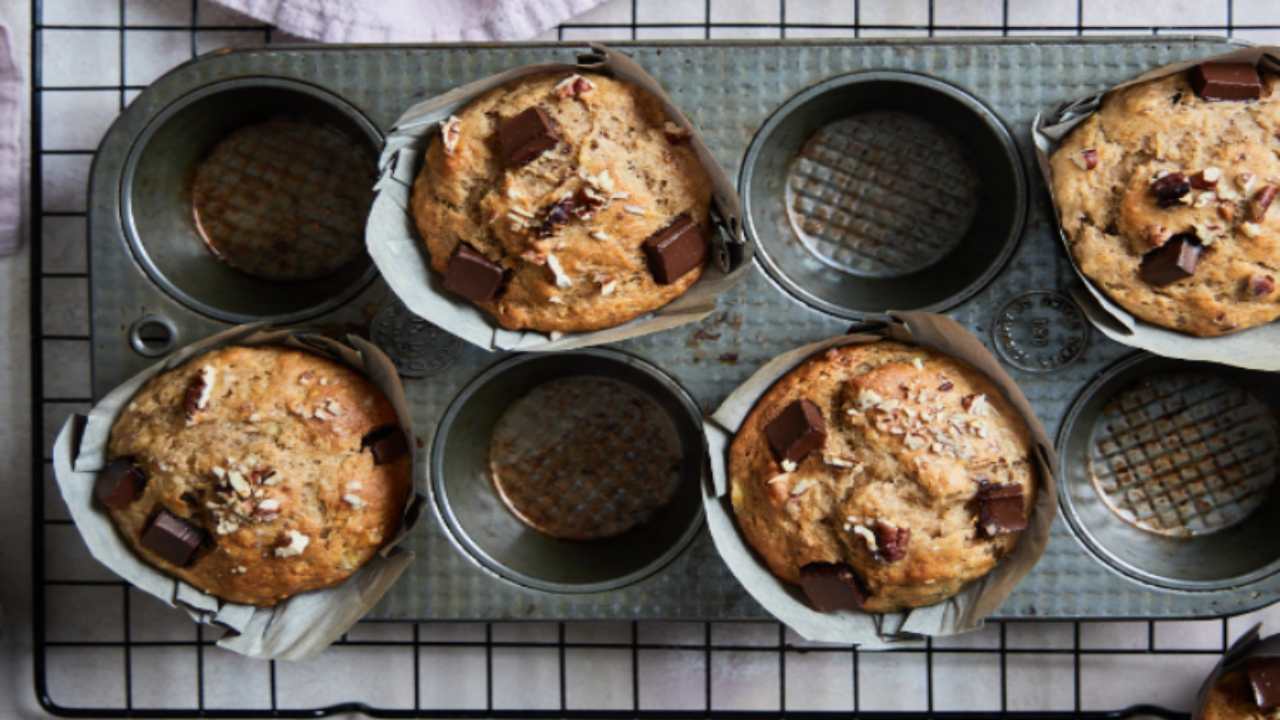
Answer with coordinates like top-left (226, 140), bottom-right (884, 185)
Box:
top-left (855, 388), bottom-right (883, 411)
top-left (1240, 222), bottom-right (1263, 238)
top-left (589, 230), bottom-right (610, 241)
top-left (823, 455), bottom-right (854, 468)
top-left (553, 73), bottom-right (595, 99)
top-left (781, 459), bottom-right (798, 472)
top-left (274, 530), bottom-right (310, 558)
top-left (789, 479), bottom-right (813, 497)
top-left (1249, 274), bottom-right (1276, 297)
top-left (547, 294), bottom-right (564, 305)
top-left (1238, 172), bottom-right (1258, 195)
top-left (183, 365), bottom-right (216, 422)
top-left (1250, 185), bottom-right (1277, 222)
top-left (663, 120), bottom-right (691, 143)
top-left (912, 357), bottom-right (925, 370)
top-left (440, 115), bottom-right (462, 155)
top-left (850, 523), bottom-right (877, 553)
top-left (1072, 148), bottom-right (1099, 170)
top-left (962, 393), bottom-right (988, 414)
top-left (1150, 172), bottom-right (1191, 208)
top-left (227, 471), bottom-right (250, 497)
top-left (343, 493), bottom-right (367, 509)
top-left (873, 521), bottom-right (910, 563)
top-left (247, 412), bottom-right (261, 423)
top-left (1190, 167), bottom-right (1221, 189)
top-left (622, 204), bottom-right (646, 216)
top-left (545, 253), bottom-right (573, 288)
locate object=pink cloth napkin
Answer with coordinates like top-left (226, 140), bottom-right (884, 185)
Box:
top-left (212, 0), bottom-right (606, 43)
top-left (0, 26), bottom-right (19, 256)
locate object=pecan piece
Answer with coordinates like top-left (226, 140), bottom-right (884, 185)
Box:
top-left (1249, 185), bottom-right (1277, 222)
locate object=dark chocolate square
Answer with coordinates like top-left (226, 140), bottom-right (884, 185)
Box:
top-left (140, 508), bottom-right (205, 567)
top-left (498, 107), bottom-right (558, 167)
top-left (976, 482), bottom-right (1028, 537)
top-left (362, 425), bottom-right (409, 465)
top-left (764, 399), bottom-right (826, 464)
top-left (1189, 62), bottom-right (1262, 101)
top-left (95, 458), bottom-right (147, 509)
top-left (799, 562), bottom-right (867, 612)
top-left (642, 214), bottom-right (708, 285)
top-left (1139, 233), bottom-right (1202, 287)
top-left (443, 245), bottom-right (505, 302)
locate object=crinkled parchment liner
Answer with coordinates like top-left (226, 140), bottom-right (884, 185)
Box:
top-left (52, 323), bottom-right (425, 661)
top-left (1033, 45), bottom-right (1280, 371)
top-left (366, 43), bottom-right (751, 352)
top-left (1192, 623), bottom-right (1280, 719)
top-left (702, 311), bottom-right (1057, 647)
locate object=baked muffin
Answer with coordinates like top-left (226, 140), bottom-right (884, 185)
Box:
top-left (1051, 61), bottom-right (1280, 336)
top-left (728, 341), bottom-right (1036, 613)
top-left (1201, 664), bottom-right (1280, 720)
top-left (410, 71), bottom-right (714, 333)
top-left (95, 346), bottom-right (412, 606)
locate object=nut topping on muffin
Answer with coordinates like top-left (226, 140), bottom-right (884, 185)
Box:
top-left (183, 365), bottom-right (215, 423)
top-left (440, 115), bottom-right (462, 156)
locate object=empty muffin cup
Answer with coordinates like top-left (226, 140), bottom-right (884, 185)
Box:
top-left (1058, 352), bottom-right (1280, 591)
top-left (431, 349), bottom-right (706, 593)
top-left (121, 77), bottom-right (381, 323)
top-left (741, 71), bottom-right (1026, 319)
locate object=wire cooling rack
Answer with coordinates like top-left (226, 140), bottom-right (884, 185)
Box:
top-left (29, 0), bottom-right (1280, 717)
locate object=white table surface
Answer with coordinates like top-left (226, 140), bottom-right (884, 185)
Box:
top-left (6, 1), bottom-right (1280, 717)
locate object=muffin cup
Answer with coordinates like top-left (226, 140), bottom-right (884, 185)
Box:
top-left (742, 71), bottom-right (1027, 320)
top-left (51, 324), bottom-right (425, 661)
top-left (1193, 624), bottom-right (1280, 719)
top-left (1033, 45), bottom-right (1280, 371)
top-left (366, 43), bottom-right (751, 352)
top-left (430, 348), bottom-right (705, 593)
top-left (702, 311), bottom-right (1057, 647)
top-left (1057, 352), bottom-right (1280, 594)
top-left (122, 77), bottom-right (382, 324)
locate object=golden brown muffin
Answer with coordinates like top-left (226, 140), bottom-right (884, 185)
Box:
top-left (728, 341), bottom-right (1036, 613)
top-left (1050, 68), bottom-right (1280, 336)
top-left (1201, 669), bottom-right (1276, 720)
top-left (410, 71), bottom-right (714, 333)
top-left (101, 346), bottom-right (411, 606)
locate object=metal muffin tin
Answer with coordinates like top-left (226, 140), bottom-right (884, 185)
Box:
top-left (87, 37), bottom-right (1279, 621)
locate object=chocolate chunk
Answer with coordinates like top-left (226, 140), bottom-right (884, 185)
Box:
top-left (873, 521), bottom-right (910, 563)
top-left (1139, 233), bottom-right (1202, 286)
top-left (799, 562), bottom-right (867, 612)
top-left (1150, 172), bottom-right (1191, 208)
top-left (443, 244), bottom-right (505, 302)
top-left (764, 399), bottom-right (826, 464)
top-left (95, 458), bottom-right (146, 509)
top-left (976, 482), bottom-right (1028, 537)
top-left (1189, 62), bottom-right (1262, 101)
top-left (1248, 658), bottom-right (1280, 710)
top-left (642, 213), bottom-right (708, 285)
top-left (498, 107), bottom-right (558, 167)
top-left (362, 425), bottom-right (409, 465)
top-left (140, 508), bottom-right (205, 566)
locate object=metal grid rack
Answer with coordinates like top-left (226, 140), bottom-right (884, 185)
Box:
top-left (28, 0), bottom-right (1278, 717)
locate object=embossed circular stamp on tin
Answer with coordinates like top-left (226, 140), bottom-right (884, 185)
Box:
top-left (993, 291), bottom-right (1089, 372)
top-left (370, 300), bottom-right (463, 378)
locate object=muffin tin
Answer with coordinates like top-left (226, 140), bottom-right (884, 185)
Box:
top-left (86, 37), bottom-right (1278, 621)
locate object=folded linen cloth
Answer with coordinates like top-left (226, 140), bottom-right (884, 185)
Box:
top-left (0, 26), bottom-right (20, 257)
top-left (212, 0), bottom-right (606, 43)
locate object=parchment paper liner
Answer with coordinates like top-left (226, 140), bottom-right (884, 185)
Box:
top-left (1192, 623), bottom-right (1280, 719)
top-left (52, 323), bottom-right (425, 661)
top-left (702, 311), bottom-right (1057, 647)
top-left (1033, 45), bottom-right (1280, 371)
top-left (366, 43), bottom-right (751, 352)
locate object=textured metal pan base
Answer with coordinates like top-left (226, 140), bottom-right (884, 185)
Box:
top-left (90, 39), bottom-right (1274, 620)
top-left (1060, 353), bottom-right (1280, 592)
top-left (1087, 372), bottom-right (1277, 538)
top-left (785, 111), bottom-right (977, 278)
top-left (431, 350), bottom-right (705, 594)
